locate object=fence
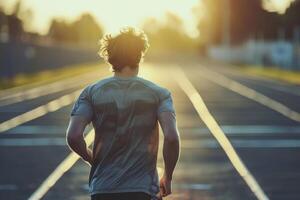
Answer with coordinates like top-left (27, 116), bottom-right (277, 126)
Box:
top-left (0, 41), bottom-right (99, 78)
top-left (208, 40), bottom-right (300, 70)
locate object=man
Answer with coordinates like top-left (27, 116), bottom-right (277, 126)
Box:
top-left (66, 27), bottom-right (180, 200)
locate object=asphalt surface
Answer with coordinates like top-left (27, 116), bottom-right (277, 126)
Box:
top-left (1, 60), bottom-right (300, 200)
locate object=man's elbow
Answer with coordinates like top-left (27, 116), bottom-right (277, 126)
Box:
top-left (66, 131), bottom-right (82, 147)
top-left (164, 132), bottom-right (180, 144)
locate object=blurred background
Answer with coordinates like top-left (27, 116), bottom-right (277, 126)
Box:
top-left (1, 0), bottom-right (300, 200)
top-left (1, 0), bottom-right (299, 83)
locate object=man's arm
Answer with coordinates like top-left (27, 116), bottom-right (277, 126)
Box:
top-left (66, 116), bottom-right (93, 165)
top-left (158, 112), bottom-right (180, 198)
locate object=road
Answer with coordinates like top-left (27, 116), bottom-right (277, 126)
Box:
top-left (1, 60), bottom-right (300, 200)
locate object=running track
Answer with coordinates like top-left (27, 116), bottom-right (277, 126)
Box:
top-left (1, 60), bottom-right (300, 200)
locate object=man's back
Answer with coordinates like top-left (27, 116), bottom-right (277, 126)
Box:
top-left (70, 75), bottom-right (175, 198)
top-left (67, 27), bottom-right (179, 200)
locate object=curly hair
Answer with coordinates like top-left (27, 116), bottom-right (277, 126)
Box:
top-left (98, 27), bottom-right (149, 72)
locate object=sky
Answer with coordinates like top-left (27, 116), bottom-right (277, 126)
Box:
top-left (1, 0), bottom-right (200, 37)
top-left (263, 0), bottom-right (295, 14)
top-left (0, 0), bottom-right (295, 37)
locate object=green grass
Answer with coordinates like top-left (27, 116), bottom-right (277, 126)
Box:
top-left (240, 65), bottom-right (300, 85)
top-left (0, 62), bottom-right (104, 90)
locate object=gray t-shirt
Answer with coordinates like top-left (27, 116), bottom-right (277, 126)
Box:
top-left (70, 75), bottom-right (175, 199)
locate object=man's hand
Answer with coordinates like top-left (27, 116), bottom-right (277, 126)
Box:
top-left (159, 174), bottom-right (172, 198)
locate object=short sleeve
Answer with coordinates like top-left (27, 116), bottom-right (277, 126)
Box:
top-left (70, 86), bottom-right (93, 121)
top-left (157, 89), bottom-right (175, 115)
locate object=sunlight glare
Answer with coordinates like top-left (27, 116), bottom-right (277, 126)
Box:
top-left (1, 0), bottom-right (200, 37)
top-left (263, 0), bottom-right (295, 14)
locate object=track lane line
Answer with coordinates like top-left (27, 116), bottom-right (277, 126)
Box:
top-left (27, 129), bottom-right (94, 200)
top-left (0, 71), bottom-right (100, 107)
top-left (172, 66), bottom-right (269, 200)
top-left (0, 63), bottom-right (106, 99)
top-left (198, 66), bottom-right (300, 122)
top-left (227, 71), bottom-right (300, 97)
top-left (27, 130), bottom-right (165, 200)
top-left (0, 89), bottom-right (81, 133)
top-left (181, 139), bottom-right (300, 149)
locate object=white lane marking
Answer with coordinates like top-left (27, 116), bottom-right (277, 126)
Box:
top-left (224, 68), bottom-right (300, 97)
top-left (0, 90), bottom-right (80, 133)
top-left (173, 183), bottom-right (212, 190)
top-left (2, 137), bottom-right (300, 148)
top-left (182, 125), bottom-right (300, 135)
top-left (242, 78), bottom-right (300, 97)
top-left (27, 108), bottom-right (163, 199)
top-left (198, 67), bottom-right (300, 123)
top-left (0, 138), bottom-right (66, 146)
top-left (0, 184), bottom-right (18, 190)
top-left (6, 125), bottom-right (66, 134)
top-left (0, 71), bottom-right (99, 107)
top-left (28, 129), bottom-right (94, 200)
top-left (172, 66), bottom-right (269, 200)
top-left (181, 139), bottom-right (300, 149)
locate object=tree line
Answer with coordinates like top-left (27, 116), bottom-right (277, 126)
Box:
top-left (0, 1), bottom-right (103, 47)
top-left (1, 0), bottom-right (300, 50)
top-left (198, 0), bottom-right (300, 46)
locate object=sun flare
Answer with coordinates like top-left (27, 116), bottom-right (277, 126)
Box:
top-left (1, 0), bottom-right (200, 37)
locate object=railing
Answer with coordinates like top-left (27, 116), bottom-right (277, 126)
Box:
top-left (0, 41), bottom-right (99, 78)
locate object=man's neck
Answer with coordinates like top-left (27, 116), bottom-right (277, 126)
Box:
top-left (114, 66), bottom-right (139, 78)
